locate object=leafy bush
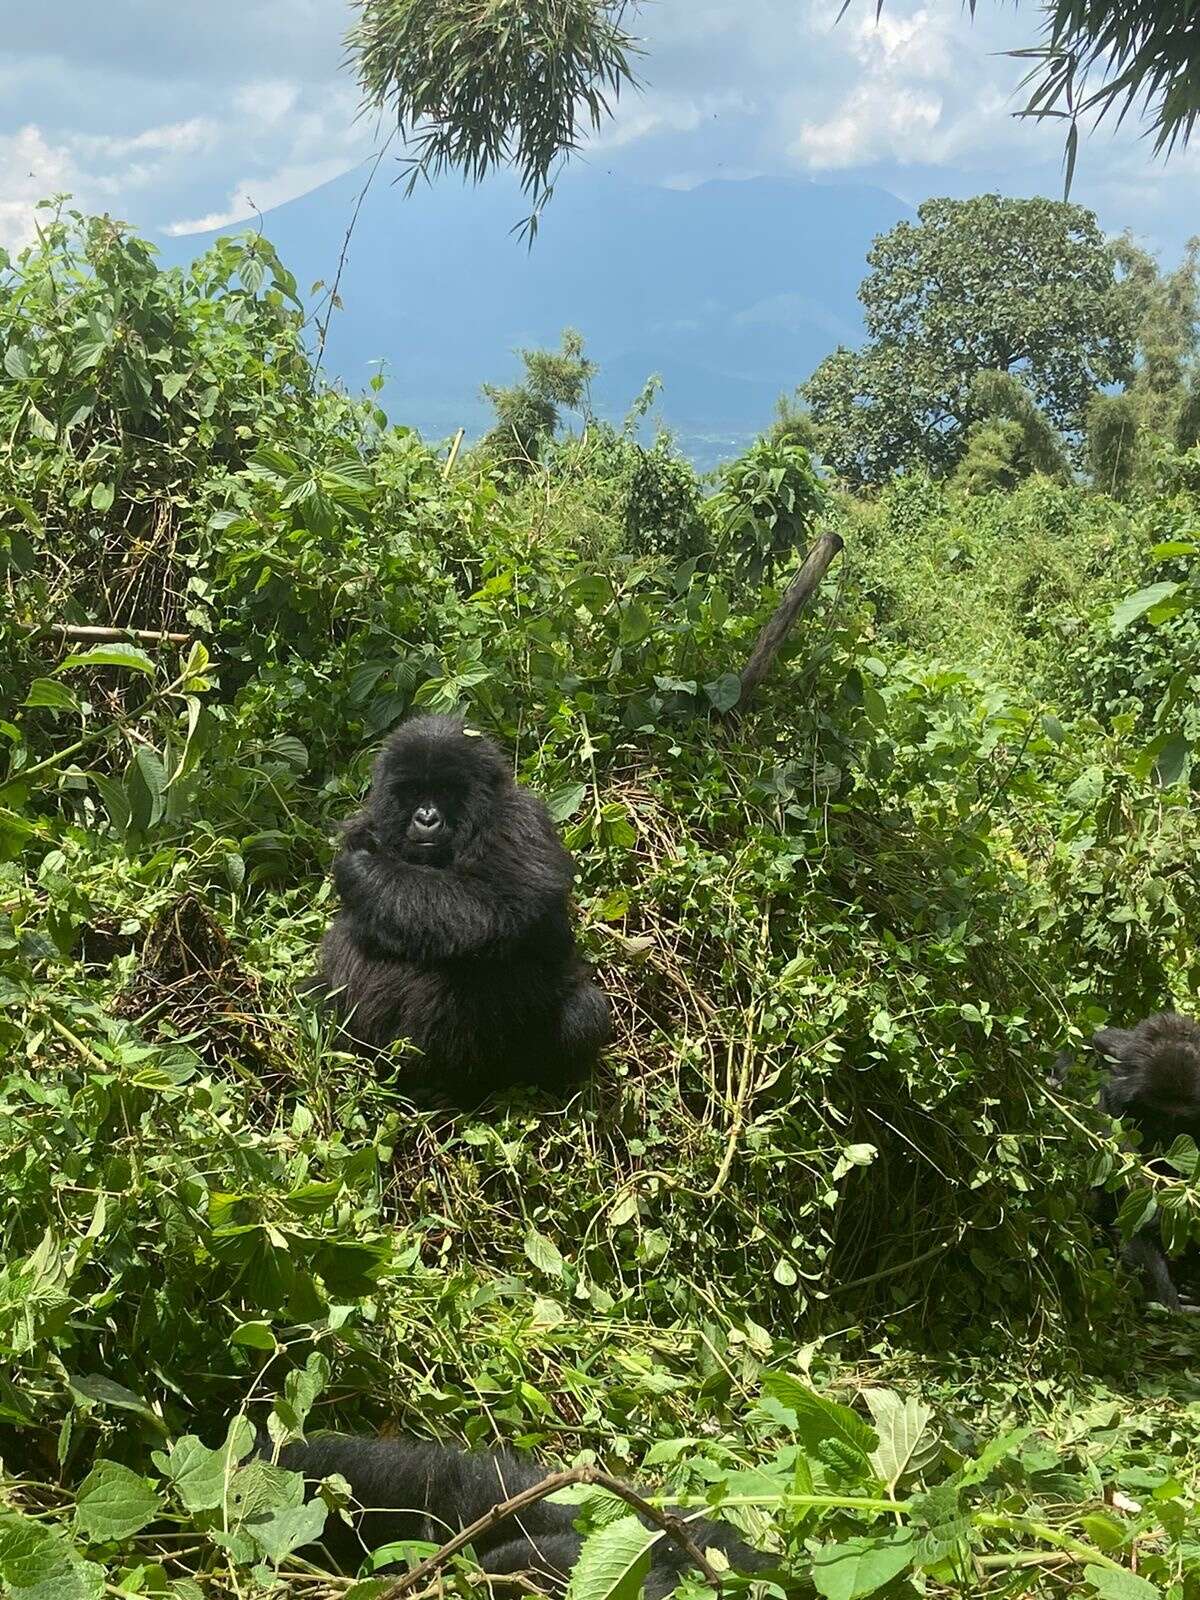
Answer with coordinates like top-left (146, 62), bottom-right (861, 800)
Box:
top-left (3, 207), bottom-right (1200, 1598)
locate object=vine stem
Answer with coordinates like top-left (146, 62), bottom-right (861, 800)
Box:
top-left (0, 664), bottom-right (195, 797)
top-left (378, 1465), bottom-right (726, 1599)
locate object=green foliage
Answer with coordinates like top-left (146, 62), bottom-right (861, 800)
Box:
top-left (1087, 393), bottom-right (1141, 497)
top-left (806, 196), bottom-right (1134, 486)
top-left (709, 436), bottom-right (824, 583)
top-left (621, 436), bottom-right (706, 563)
top-left (5, 206), bottom-right (1200, 1598)
top-left (348, 0), bottom-right (639, 238)
top-left (481, 326), bottom-right (596, 469)
top-left (953, 372), bottom-right (1069, 496)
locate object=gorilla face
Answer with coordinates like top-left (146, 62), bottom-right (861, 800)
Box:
top-left (369, 717), bottom-right (509, 867)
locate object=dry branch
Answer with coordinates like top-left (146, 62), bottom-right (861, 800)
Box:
top-left (732, 531), bottom-right (844, 712)
top-left (17, 622), bottom-right (190, 645)
top-left (378, 1463), bottom-right (725, 1599)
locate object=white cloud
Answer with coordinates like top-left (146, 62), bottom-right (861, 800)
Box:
top-left (232, 80), bottom-right (300, 126)
top-left (790, 84), bottom-right (943, 168)
top-left (589, 88), bottom-right (755, 151)
top-left (163, 154), bottom-right (363, 235)
top-left (0, 125), bottom-right (76, 249)
top-left (75, 117), bottom-right (217, 161)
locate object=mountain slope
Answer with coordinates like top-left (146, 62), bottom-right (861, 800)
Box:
top-left (163, 166), bottom-right (911, 467)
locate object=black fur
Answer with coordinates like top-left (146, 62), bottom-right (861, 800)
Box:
top-left (271, 1432), bottom-right (772, 1595)
top-left (315, 715), bottom-right (610, 1099)
top-left (1061, 1013), bottom-right (1200, 1310)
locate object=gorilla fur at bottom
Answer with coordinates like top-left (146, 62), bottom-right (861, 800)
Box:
top-left (315, 715), bottom-right (610, 1099)
top-left (273, 1432), bottom-right (772, 1595)
top-left (1054, 1011), bottom-right (1200, 1310)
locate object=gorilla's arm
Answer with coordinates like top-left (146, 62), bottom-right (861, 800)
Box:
top-left (335, 802), bottom-right (572, 962)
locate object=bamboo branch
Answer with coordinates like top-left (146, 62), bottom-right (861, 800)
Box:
top-left (16, 623), bottom-right (190, 645)
top-left (378, 1464), bottom-right (725, 1599)
top-left (443, 428), bottom-right (465, 478)
top-left (730, 531), bottom-right (844, 713)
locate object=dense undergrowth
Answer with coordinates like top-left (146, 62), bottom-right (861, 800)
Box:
top-left (2, 209), bottom-right (1200, 1597)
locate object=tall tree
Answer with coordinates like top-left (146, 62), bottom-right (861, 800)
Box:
top-left (804, 195), bottom-right (1134, 488)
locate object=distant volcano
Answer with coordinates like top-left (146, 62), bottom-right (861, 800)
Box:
top-left (163, 165), bottom-right (911, 470)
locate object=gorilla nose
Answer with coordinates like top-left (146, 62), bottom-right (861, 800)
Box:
top-left (411, 806), bottom-right (442, 836)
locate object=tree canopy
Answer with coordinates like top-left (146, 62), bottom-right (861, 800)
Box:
top-left (804, 194), bottom-right (1134, 487)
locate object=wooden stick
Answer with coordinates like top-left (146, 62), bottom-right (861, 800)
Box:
top-left (443, 427), bottom-right (465, 478)
top-left (731, 531), bottom-right (844, 712)
top-left (378, 1464), bottom-right (725, 1599)
top-left (17, 623), bottom-right (190, 645)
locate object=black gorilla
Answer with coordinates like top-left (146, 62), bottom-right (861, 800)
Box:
top-left (315, 715), bottom-right (610, 1099)
top-left (270, 1432), bottom-right (772, 1595)
top-left (1054, 1012), bottom-right (1200, 1310)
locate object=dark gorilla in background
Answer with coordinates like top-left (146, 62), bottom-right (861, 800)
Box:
top-left (270, 1432), bottom-right (772, 1596)
top-left (315, 715), bottom-right (610, 1100)
top-left (1054, 1012), bottom-right (1200, 1310)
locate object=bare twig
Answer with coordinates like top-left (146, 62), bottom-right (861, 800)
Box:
top-left (731, 532), bottom-right (844, 713)
top-left (378, 1464), bottom-right (725, 1599)
top-left (17, 623), bottom-right (190, 645)
top-left (314, 131), bottom-right (397, 378)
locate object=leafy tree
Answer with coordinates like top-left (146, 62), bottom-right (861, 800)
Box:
top-left (709, 437), bottom-right (824, 584)
top-left (767, 390), bottom-right (820, 452)
top-left (1086, 392), bottom-right (1141, 497)
top-left (481, 328), bottom-right (596, 469)
top-left (954, 370), bottom-right (1069, 494)
top-left (349, 0), bottom-right (638, 237)
top-left (805, 195), bottom-right (1133, 487)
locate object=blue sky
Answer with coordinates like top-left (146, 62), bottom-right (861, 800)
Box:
top-left (1, 0), bottom-right (1196, 262)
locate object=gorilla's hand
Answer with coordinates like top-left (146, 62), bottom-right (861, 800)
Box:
top-left (333, 849), bottom-right (544, 962)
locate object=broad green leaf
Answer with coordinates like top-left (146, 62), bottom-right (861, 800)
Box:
top-left (249, 1498), bottom-right (328, 1564)
top-left (811, 1531), bottom-right (917, 1600)
top-left (1079, 1513), bottom-right (1128, 1552)
top-left (89, 482), bottom-right (114, 512)
top-left (251, 444), bottom-right (299, 477)
top-left (864, 1388), bottom-right (937, 1493)
top-left (67, 1374), bottom-right (163, 1428)
top-left (704, 672), bottom-right (742, 712)
top-left (264, 734), bottom-right (308, 771)
top-left (1154, 733), bottom-right (1189, 788)
top-left (1114, 1188), bottom-right (1156, 1238)
top-left (0, 1512), bottom-right (104, 1600)
top-left (1084, 1567), bottom-right (1161, 1600)
top-left (57, 643), bottom-right (156, 677)
top-left (3, 344), bottom-right (32, 380)
top-left (153, 1421), bottom-right (255, 1513)
top-left (957, 1425), bottom-right (1031, 1486)
top-left (565, 1514), bottom-right (656, 1600)
top-left (73, 1460), bottom-right (161, 1542)
top-left (231, 1320), bottom-right (277, 1350)
top-left (89, 771), bottom-right (130, 836)
top-left (1110, 582), bottom-right (1180, 637)
top-left (125, 746), bottom-right (167, 833)
top-left (22, 680), bottom-right (79, 713)
top-left (547, 782), bottom-right (587, 823)
top-left (524, 1226), bottom-right (566, 1277)
top-left (760, 1373), bottom-right (877, 1467)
